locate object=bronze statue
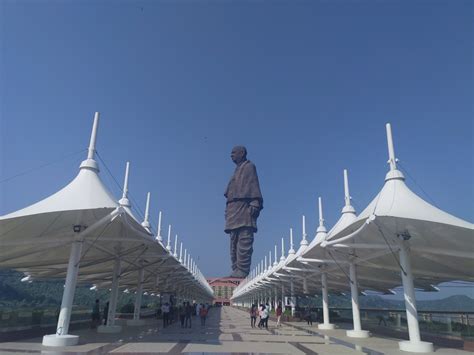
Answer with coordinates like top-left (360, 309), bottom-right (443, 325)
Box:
top-left (224, 146), bottom-right (263, 278)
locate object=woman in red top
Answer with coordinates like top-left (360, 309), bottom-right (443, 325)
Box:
top-left (276, 302), bottom-right (283, 327)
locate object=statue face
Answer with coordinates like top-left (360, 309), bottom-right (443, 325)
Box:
top-left (231, 147), bottom-right (246, 164)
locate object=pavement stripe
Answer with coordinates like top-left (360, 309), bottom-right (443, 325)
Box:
top-left (289, 341), bottom-right (319, 355)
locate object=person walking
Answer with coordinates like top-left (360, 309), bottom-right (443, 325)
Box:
top-left (258, 304), bottom-right (267, 328)
top-left (91, 299), bottom-right (101, 329)
top-left (199, 304), bottom-right (208, 326)
top-left (161, 302), bottom-right (170, 328)
top-left (250, 304), bottom-right (257, 328)
top-left (196, 302), bottom-right (202, 318)
top-left (103, 301), bottom-right (109, 325)
top-left (185, 302), bottom-right (193, 328)
top-left (305, 307), bottom-right (313, 326)
top-left (276, 302), bottom-right (283, 327)
top-left (261, 304), bottom-right (269, 329)
top-left (179, 302), bottom-right (186, 328)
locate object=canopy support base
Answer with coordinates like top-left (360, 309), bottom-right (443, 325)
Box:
top-left (399, 340), bottom-right (434, 353)
top-left (42, 334), bottom-right (79, 347)
top-left (346, 329), bottom-right (370, 338)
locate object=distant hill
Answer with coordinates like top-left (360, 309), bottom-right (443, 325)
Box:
top-left (292, 292), bottom-right (474, 312)
top-left (0, 269), bottom-right (156, 310)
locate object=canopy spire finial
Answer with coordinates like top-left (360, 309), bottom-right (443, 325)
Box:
top-left (174, 234), bottom-right (178, 258)
top-left (274, 244), bottom-right (278, 266)
top-left (119, 162), bottom-right (131, 207)
top-left (289, 228), bottom-right (296, 254)
top-left (87, 112), bottom-right (100, 160)
top-left (141, 192), bottom-right (151, 229)
top-left (342, 170), bottom-right (356, 214)
top-left (156, 211), bottom-right (163, 242)
top-left (385, 123), bottom-right (405, 181)
top-left (317, 196), bottom-right (327, 233)
top-left (166, 225), bottom-right (172, 251)
top-left (386, 123), bottom-right (397, 171)
top-left (80, 112), bottom-right (100, 172)
top-left (301, 215), bottom-right (308, 246)
top-left (280, 237), bottom-right (286, 261)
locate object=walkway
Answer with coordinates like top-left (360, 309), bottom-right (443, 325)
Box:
top-left (0, 307), bottom-right (469, 354)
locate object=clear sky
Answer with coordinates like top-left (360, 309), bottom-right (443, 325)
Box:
top-left (1, 0), bottom-right (473, 299)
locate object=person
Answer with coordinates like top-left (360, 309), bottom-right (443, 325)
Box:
top-left (258, 304), bottom-right (266, 328)
top-left (261, 304), bottom-right (269, 329)
top-left (264, 302), bottom-right (270, 329)
top-left (250, 304), bottom-right (257, 328)
top-left (196, 302), bottom-right (202, 318)
top-left (199, 304), bottom-right (208, 326)
top-left (378, 314), bottom-right (387, 326)
top-left (305, 307), bottom-right (313, 326)
top-left (225, 146), bottom-right (263, 278)
top-left (185, 302), bottom-right (193, 328)
top-left (91, 299), bottom-right (101, 329)
top-left (161, 302), bottom-right (170, 328)
top-left (103, 301), bottom-right (109, 325)
top-left (178, 302), bottom-right (186, 328)
top-left (276, 302), bottom-right (283, 327)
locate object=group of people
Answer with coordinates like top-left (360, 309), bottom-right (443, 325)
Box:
top-left (91, 299), bottom-right (109, 328)
top-left (177, 301), bottom-right (210, 328)
top-left (250, 302), bottom-right (284, 329)
top-left (161, 301), bottom-right (210, 329)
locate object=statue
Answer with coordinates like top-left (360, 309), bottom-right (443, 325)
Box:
top-left (224, 146), bottom-right (263, 278)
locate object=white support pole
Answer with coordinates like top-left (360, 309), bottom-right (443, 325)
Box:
top-left (318, 272), bottom-right (335, 329)
top-left (179, 242), bottom-right (183, 263)
top-left (398, 242), bottom-right (433, 353)
top-left (98, 258), bottom-right (122, 333)
top-left (127, 267), bottom-right (145, 326)
top-left (281, 284), bottom-right (285, 307)
top-left (290, 279), bottom-right (295, 317)
top-left (42, 238), bottom-right (83, 346)
top-left (346, 262), bottom-right (370, 338)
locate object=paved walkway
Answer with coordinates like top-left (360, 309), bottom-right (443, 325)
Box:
top-left (0, 307), bottom-right (469, 354)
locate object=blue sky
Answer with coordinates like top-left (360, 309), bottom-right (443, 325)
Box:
top-left (1, 0), bottom-right (472, 300)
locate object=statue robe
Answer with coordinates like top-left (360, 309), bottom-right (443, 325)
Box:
top-left (224, 160), bottom-right (263, 233)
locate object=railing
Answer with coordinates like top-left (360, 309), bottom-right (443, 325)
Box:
top-left (293, 307), bottom-right (473, 340)
top-left (0, 306), bottom-right (157, 332)
top-left (0, 307), bottom-right (91, 331)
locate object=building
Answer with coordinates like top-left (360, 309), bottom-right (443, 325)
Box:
top-left (207, 277), bottom-right (242, 306)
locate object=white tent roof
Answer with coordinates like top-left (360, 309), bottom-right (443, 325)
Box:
top-left (323, 124), bottom-right (474, 284)
top-left (0, 113), bottom-right (212, 299)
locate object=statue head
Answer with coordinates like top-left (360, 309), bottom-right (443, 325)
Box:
top-left (231, 146), bottom-right (247, 165)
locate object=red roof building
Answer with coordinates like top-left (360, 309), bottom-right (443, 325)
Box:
top-left (207, 277), bottom-right (242, 306)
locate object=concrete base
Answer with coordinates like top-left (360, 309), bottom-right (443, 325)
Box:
top-left (399, 340), bottom-right (434, 353)
top-left (42, 334), bottom-right (79, 347)
top-left (126, 319), bottom-right (146, 326)
top-left (346, 329), bottom-right (370, 338)
top-left (97, 325), bottom-right (122, 333)
top-left (318, 323), bottom-right (335, 330)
